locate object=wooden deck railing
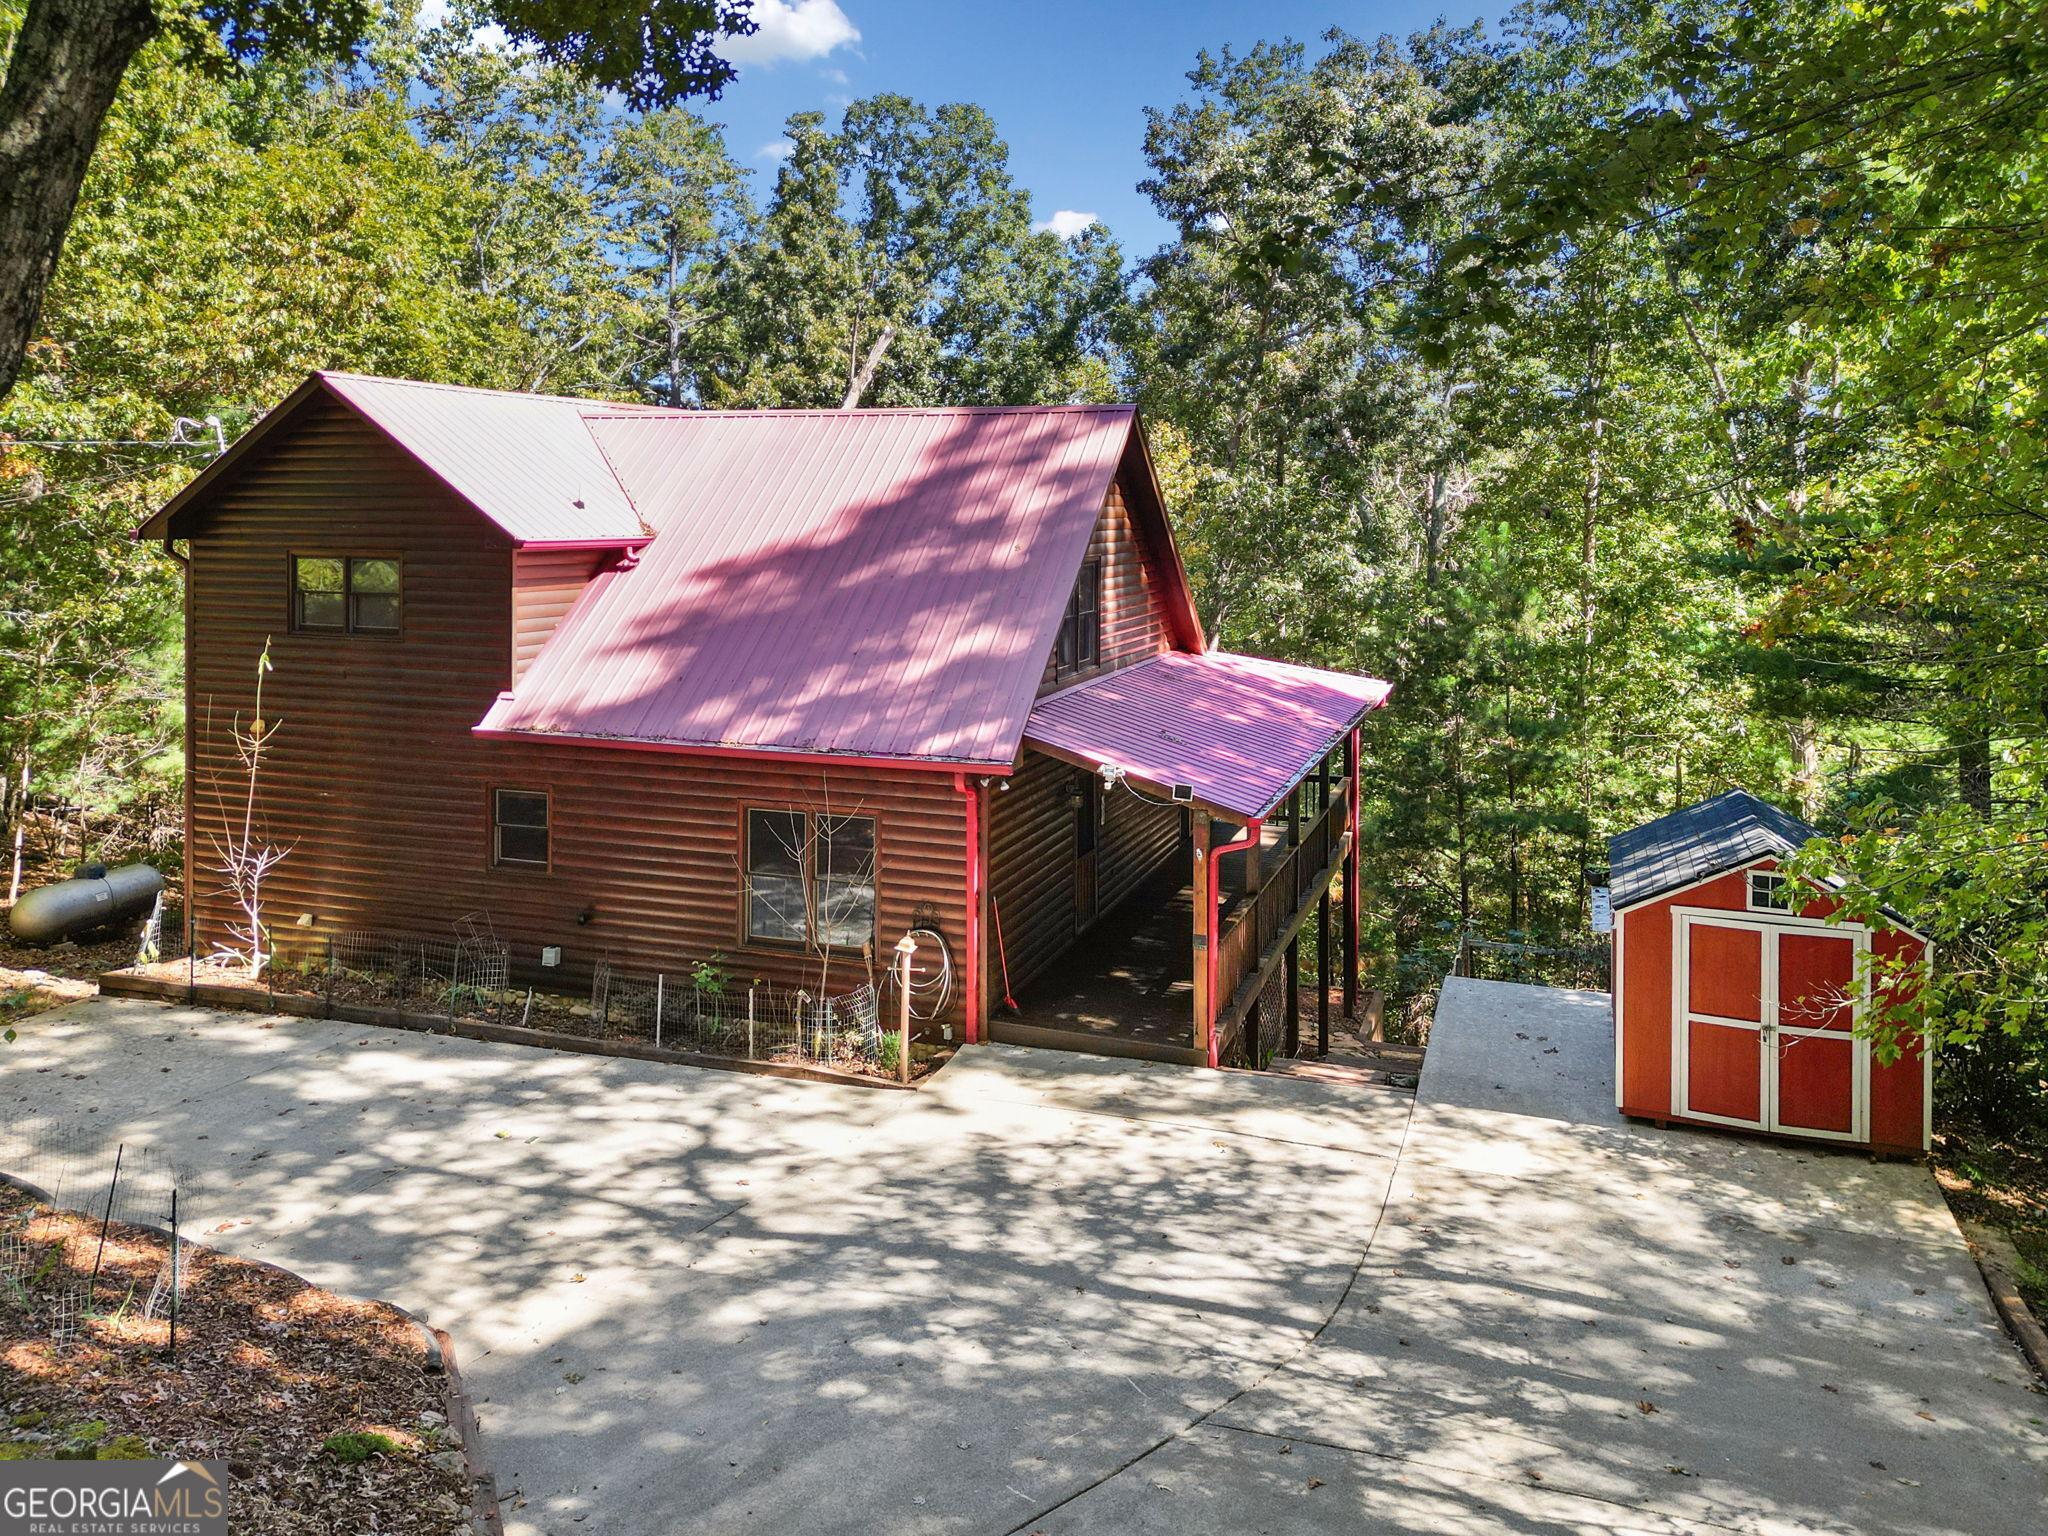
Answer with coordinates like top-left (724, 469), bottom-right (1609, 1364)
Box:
top-left (1213, 780), bottom-right (1349, 1024)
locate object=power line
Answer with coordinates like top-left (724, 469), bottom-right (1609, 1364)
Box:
top-left (4, 416), bottom-right (227, 455)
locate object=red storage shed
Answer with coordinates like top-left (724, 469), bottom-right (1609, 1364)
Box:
top-left (1608, 791), bottom-right (1930, 1155)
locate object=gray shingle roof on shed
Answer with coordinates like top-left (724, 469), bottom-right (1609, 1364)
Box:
top-left (1607, 790), bottom-right (1821, 911)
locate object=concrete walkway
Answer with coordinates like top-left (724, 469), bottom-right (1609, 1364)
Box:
top-left (5, 983), bottom-right (2044, 1534)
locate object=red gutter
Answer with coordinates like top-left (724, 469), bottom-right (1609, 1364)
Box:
top-left (472, 724), bottom-right (1013, 777)
top-left (954, 773), bottom-right (985, 1044)
top-left (1206, 816), bottom-right (1263, 1068)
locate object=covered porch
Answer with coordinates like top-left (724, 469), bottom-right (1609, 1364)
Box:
top-left (987, 650), bottom-right (1388, 1068)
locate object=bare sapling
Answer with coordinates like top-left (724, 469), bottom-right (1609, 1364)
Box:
top-left (203, 640), bottom-right (289, 978)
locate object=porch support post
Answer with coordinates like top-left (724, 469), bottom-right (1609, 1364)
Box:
top-left (1190, 812), bottom-right (1211, 1057)
top-left (1316, 890), bottom-right (1331, 1057)
top-left (1283, 932), bottom-right (1301, 1058)
top-left (1343, 727), bottom-right (1361, 1021)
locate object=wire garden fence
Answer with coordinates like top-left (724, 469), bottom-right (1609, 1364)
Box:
top-left (590, 960), bottom-right (889, 1072)
top-left (317, 923), bottom-right (513, 1024)
top-left (0, 1130), bottom-right (185, 1355)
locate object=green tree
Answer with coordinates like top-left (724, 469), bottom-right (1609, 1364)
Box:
top-left (711, 97), bottom-right (1128, 408)
top-left (599, 107), bottom-right (754, 405)
top-left (0, 0), bottom-right (756, 404)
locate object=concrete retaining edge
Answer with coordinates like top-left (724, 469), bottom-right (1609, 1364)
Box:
top-left (96, 968), bottom-right (916, 1091)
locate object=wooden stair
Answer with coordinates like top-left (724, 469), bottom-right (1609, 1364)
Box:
top-left (1267, 1023), bottom-right (1423, 1093)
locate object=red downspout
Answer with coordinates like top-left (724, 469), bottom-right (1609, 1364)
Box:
top-left (955, 773), bottom-right (984, 1044)
top-left (1206, 816), bottom-right (1263, 1068)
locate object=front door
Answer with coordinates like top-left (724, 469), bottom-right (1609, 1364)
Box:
top-left (1074, 773), bottom-right (1099, 932)
top-left (1677, 914), bottom-right (1865, 1140)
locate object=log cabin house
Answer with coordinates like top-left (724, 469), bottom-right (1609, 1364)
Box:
top-left (139, 372), bottom-right (1389, 1066)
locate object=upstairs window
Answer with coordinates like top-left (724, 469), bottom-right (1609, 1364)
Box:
top-left (294, 555), bottom-right (400, 634)
top-left (1054, 560), bottom-right (1101, 675)
top-left (492, 789), bottom-right (550, 870)
top-left (746, 809), bottom-right (876, 949)
top-left (1748, 870), bottom-right (1791, 911)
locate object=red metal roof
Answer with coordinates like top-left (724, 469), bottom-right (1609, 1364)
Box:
top-left (478, 405), bottom-right (1145, 766)
top-left (319, 373), bottom-right (654, 544)
top-left (1023, 651), bottom-right (1392, 819)
top-left (137, 372), bottom-right (662, 546)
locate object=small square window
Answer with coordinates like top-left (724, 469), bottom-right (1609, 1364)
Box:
top-left (493, 789), bottom-right (550, 869)
top-left (293, 555), bottom-right (401, 635)
top-left (1748, 870), bottom-right (1790, 911)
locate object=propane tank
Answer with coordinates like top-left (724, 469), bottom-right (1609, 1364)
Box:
top-left (7, 862), bottom-right (165, 944)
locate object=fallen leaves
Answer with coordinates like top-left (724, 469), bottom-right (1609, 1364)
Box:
top-left (0, 1185), bottom-right (466, 1532)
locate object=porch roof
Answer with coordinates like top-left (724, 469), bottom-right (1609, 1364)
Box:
top-left (1022, 651), bottom-right (1391, 821)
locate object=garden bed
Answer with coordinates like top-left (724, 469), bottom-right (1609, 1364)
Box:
top-left (0, 1184), bottom-right (481, 1532)
top-left (99, 963), bottom-right (940, 1089)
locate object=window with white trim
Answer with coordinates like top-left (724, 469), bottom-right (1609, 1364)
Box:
top-left (1748, 870), bottom-right (1791, 911)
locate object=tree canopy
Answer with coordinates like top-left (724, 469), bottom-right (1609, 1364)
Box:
top-left (3, 0), bottom-right (2044, 1131)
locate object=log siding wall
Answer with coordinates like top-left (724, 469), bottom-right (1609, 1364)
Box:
top-left (512, 548), bottom-right (608, 683)
top-left (1039, 479), bottom-right (1175, 694)
top-left (987, 748), bottom-right (1184, 994)
top-left (181, 399), bottom-right (966, 1033)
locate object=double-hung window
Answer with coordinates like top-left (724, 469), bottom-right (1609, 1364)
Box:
top-left (492, 789), bottom-right (550, 870)
top-left (293, 555), bottom-right (400, 634)
top-left (746, 809), bottom-right (876, 949)
top-left (1054, 560), bottom-right (1101, 676)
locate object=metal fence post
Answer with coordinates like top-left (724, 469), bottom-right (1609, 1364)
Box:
top-left (654, 974), bottom-right (665, 1049)
top-left (167, 1185), bottom-right (179, 1360)
top-left (89, 1144), bottom-right (125, 1301)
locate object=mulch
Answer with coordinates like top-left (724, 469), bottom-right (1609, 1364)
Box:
top-left (1933, 1116), bottom-right (2048, 1315)
top-left (0, 1184), bottom-right (472, 1532)
top-left (116, 957), bottom-right (946, 1083)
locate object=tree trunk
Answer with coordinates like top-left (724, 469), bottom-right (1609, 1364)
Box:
top-left (663, 226), bottom-right (685, 407)
top-left (7, 751), bottom-right (28, 905)
top-left (840, 322), bottom-right (897, 408)
top-left (0, 0), bottom-right (159, 403)
top-left (1956, 731), bottom-right (1993, 816)
top-left (1787, 719), bottom-right (1822, 819)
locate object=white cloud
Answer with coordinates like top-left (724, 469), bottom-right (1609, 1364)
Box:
top-left (720, 0), bottom-right (860, 66)
top-left (757, 139), bottom-right (796, 162)
top-left (1034, 210), bottom-right (1099, 241)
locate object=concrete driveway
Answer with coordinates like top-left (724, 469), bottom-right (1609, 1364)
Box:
top-left (2, 997), bottom-right (1412, 1534)
top-left (5, 982), bottom-right (2044, 1534)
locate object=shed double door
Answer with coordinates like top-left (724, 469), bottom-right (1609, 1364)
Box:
top-left (1676, 913), bottom-right (1867, 1142)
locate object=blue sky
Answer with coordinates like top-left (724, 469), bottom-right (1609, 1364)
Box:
top-left (707, 1), bottom-right (1509, 261)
